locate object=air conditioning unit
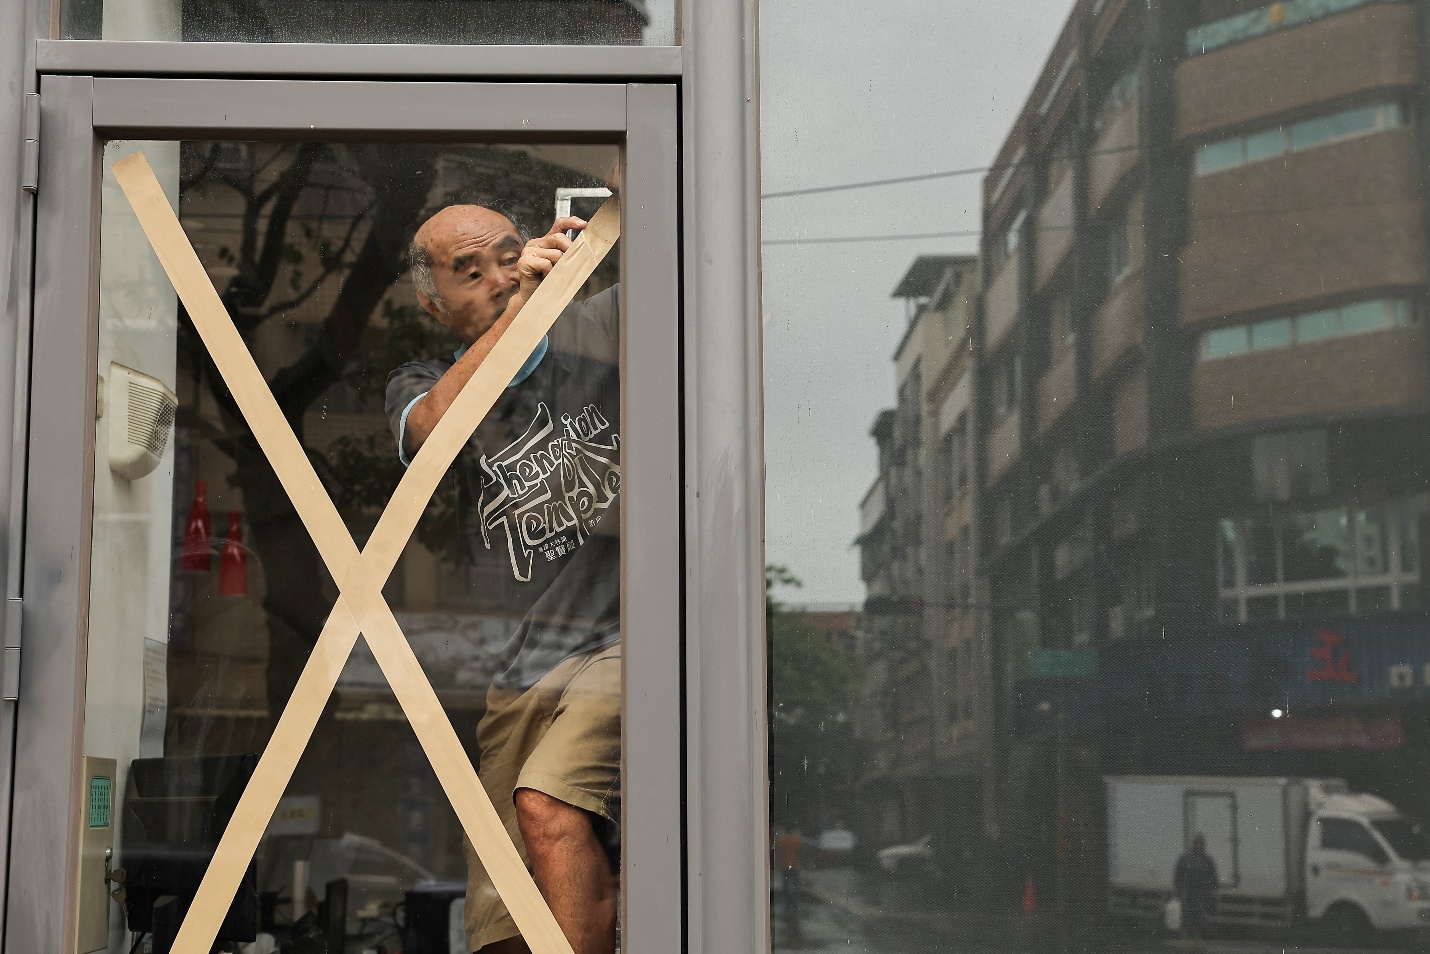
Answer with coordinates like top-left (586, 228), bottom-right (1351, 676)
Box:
top-left (104, 362), bottom-right (177, 480)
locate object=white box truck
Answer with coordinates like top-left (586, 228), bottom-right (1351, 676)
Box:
top-left (1106, 775), bottom-right (1430, 938)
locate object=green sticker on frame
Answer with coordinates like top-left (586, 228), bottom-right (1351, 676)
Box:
top-left (89, 776), bottom-right (112, 828)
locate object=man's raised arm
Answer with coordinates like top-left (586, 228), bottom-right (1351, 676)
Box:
top-left (401, 213), bottom-right (587, 459)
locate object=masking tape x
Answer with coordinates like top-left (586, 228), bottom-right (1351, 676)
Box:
top-left (112, 151), bottom-right (620, 954)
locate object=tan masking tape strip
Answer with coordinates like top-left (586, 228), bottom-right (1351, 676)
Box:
top-left (111, 152), bottom-right (619, 954)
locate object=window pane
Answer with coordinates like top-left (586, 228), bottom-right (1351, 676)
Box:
top-left (1402, 583), bottom-right (1421, 610)
top-left (1296, 308), bottom-right (1339, 342)
top-left (1246, 514), bottom-right (1278, 585)
top-left (1290, 115), bottom-right (1335, 150)
top-left (60, 0), bottom-right (674, 43)
top-left (1355, 504), bottom-right (1391, 576)
top-left (1402, 501), bottom-right (1421, 573)
top-left (1342, 300), bottom-right (1391, 335)
top-left (1218, 518), bottom-right (1238, 588)
top-left (1243, 128), bottom-right (1286, 163)
top-left (1330, 106), bottom-right (1380, 139)
top-left (1282, 508), bottom-right (1351, 581)
top-left (1250, 318), bottom-right (1291, 351)
top-left (1203, 325), bottom-right (1249, 359)
top-left (761, 7), bottom-right (1430, 954)
top-left (87, 138), bottom-right (627, 952)
top-left (1197, 138), bottom-right (1243, 174)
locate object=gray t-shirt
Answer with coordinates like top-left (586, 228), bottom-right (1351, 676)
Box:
top-left (385, 287), bottom-right (620, 689)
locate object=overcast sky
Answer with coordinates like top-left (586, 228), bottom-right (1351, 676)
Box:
top-left (760, 1), bottom-right (1077, 604)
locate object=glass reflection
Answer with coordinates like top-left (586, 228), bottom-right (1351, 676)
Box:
top-left (87, 138), bottom-right (621, 954)
top-left (763, 0), bottom-right (1430, 952)
top-left (60, 0), bottom-right (674, 44)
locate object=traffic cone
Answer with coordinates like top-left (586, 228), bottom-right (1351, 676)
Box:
top-left (1022, 874), bottom-right (1037, 920)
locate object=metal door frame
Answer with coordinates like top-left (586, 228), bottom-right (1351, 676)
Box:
top-left (15, 75), bottom-right (681, 953)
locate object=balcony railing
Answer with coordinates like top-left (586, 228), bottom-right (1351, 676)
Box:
top-left (1186, 0), bottom-right (1400, 56)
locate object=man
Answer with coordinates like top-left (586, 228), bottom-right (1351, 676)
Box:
top-left (385, 203), bottom-right (622, 954)
top-left (1173, 834), bottom-right (1218, 940)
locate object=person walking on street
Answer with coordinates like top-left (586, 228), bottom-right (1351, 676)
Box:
top-left (1174, 834), bottom-right (1218, 940)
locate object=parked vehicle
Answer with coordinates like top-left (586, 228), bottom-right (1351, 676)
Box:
top-left (1106, 775), bottom-right (1430, 940)
top-left (877, 833), bottom-right (932, 876)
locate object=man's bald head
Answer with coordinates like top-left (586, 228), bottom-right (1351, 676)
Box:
top-left (408, 205), bottom-right (524, 314)
top-left (407, 204), bottom-right (528, 342)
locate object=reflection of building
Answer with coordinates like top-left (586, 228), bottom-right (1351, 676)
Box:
top-left (975, 0), bottom-right (1430, 911)
top-left (854, 256), bottom-right (988, 868)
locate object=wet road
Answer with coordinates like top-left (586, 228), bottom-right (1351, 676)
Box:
top-left (772, 867), bottom-right (1424, 954)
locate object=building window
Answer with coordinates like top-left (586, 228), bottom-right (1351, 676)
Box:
top-left (995, 496), bottom-right (1015, 546)
top-left (1106, 209), bottom-right (1131, 285)
top-left (989, 350), bottom-right (1022, 418)
top-left (1049, 290), bottom-right (1075, 350)
top-left (1217, 498), bottom-right (1423, 622)
top-left (1195, 102), bottom-right (1404, 176)
top-left (989, 208), bottom-right (1026, 275)
top-left (943, 417), bottom-right (970, 500)
top-left (1092, 68), bottom-right (1139, 135)
top-left (1199, 298), bottom-right (1417, 361)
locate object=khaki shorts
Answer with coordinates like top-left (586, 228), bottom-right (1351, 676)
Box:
top-left (464, 642), bottom-right (622, 951)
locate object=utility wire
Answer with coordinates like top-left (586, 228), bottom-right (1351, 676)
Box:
top-left (760, 143), bottom-right (1140, 199)
top-left (762, 196), bottom-right (1413, 246)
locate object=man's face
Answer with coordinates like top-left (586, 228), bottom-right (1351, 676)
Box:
top-left (414, 205), bottom-right (524, 343)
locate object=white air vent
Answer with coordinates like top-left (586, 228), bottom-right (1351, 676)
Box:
top-left (106, 362), bottom-right (177, 480)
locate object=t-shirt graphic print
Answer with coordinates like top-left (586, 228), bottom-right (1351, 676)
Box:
top-left (479, 400), bottom-right (621, 583)
top-left (385, 286), bottom-right (622, 689)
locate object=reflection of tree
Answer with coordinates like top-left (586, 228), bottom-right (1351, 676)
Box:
top-left (176, 142), bottom-right (608, 713)
top-left (767, 565), bottom-right (864, 832)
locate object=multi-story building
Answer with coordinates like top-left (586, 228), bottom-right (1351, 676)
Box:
top-left (975, 0), bottom-right (1430, 908)
top-left (855, 255), bottom-right (987, 871)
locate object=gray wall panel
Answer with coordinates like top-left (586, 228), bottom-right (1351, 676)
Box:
top-left (10, 73), bottom-right (99, 954)
top-left (93, 78), bottom-right (629, 139)
top-left (621, 81), bottom-right (684, 954)
top-left (682, 0), bottom-right (770, 951)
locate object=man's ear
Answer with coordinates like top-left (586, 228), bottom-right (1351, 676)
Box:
top-left (416, 290), bottom-right (445, 322)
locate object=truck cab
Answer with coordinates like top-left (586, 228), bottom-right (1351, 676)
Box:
top-left (1307, 794), bottom-right (1430, 936)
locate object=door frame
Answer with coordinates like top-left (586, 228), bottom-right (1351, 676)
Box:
top-left (15, 75), bottom-right (680, 953)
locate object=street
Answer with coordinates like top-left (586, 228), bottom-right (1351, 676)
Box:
top-left (772, 867), bottom-right (1425, 954)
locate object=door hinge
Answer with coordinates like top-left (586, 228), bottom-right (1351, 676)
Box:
top-left (21, 92), bottom-right (39, 194)
top-left (4, 597), bottom-right (21, 700)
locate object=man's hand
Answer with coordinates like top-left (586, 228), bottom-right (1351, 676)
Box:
top-left (518, 216), bottom-right (587, 299)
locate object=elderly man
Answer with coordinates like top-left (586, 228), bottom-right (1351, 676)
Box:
top-left (385, 203), bottom-right (622, 954)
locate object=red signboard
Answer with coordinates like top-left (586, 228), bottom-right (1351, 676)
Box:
top-left (1242, 713), bottom-right (1404, 752)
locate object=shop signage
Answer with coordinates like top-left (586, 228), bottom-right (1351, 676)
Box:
top-left (1099, 620), bottom-right (1430, 719)
top-left (1013, 621), bottom-right (1430, 738)
top-left (1241, 713), bottom-right (1405, 752)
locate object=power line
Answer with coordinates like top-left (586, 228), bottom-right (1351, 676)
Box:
top-left (761, 165), bottom-right (994, 200)
top-left (760, 143), bottom-right (1141, 200)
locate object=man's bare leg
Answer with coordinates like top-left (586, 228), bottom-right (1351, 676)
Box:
top-left (514, 788), bottom-right (618, 954)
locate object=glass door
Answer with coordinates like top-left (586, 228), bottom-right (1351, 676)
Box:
top-left (16, 76), bottom-right (679, 954)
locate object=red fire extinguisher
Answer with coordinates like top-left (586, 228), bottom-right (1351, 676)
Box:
top-left (180, 479), bottom-right (212, 572)
top-left (219, 511), bottom-right (248, 597)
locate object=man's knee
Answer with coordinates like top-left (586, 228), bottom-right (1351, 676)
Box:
top-left (515, 787), bottom-right (593, 856)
